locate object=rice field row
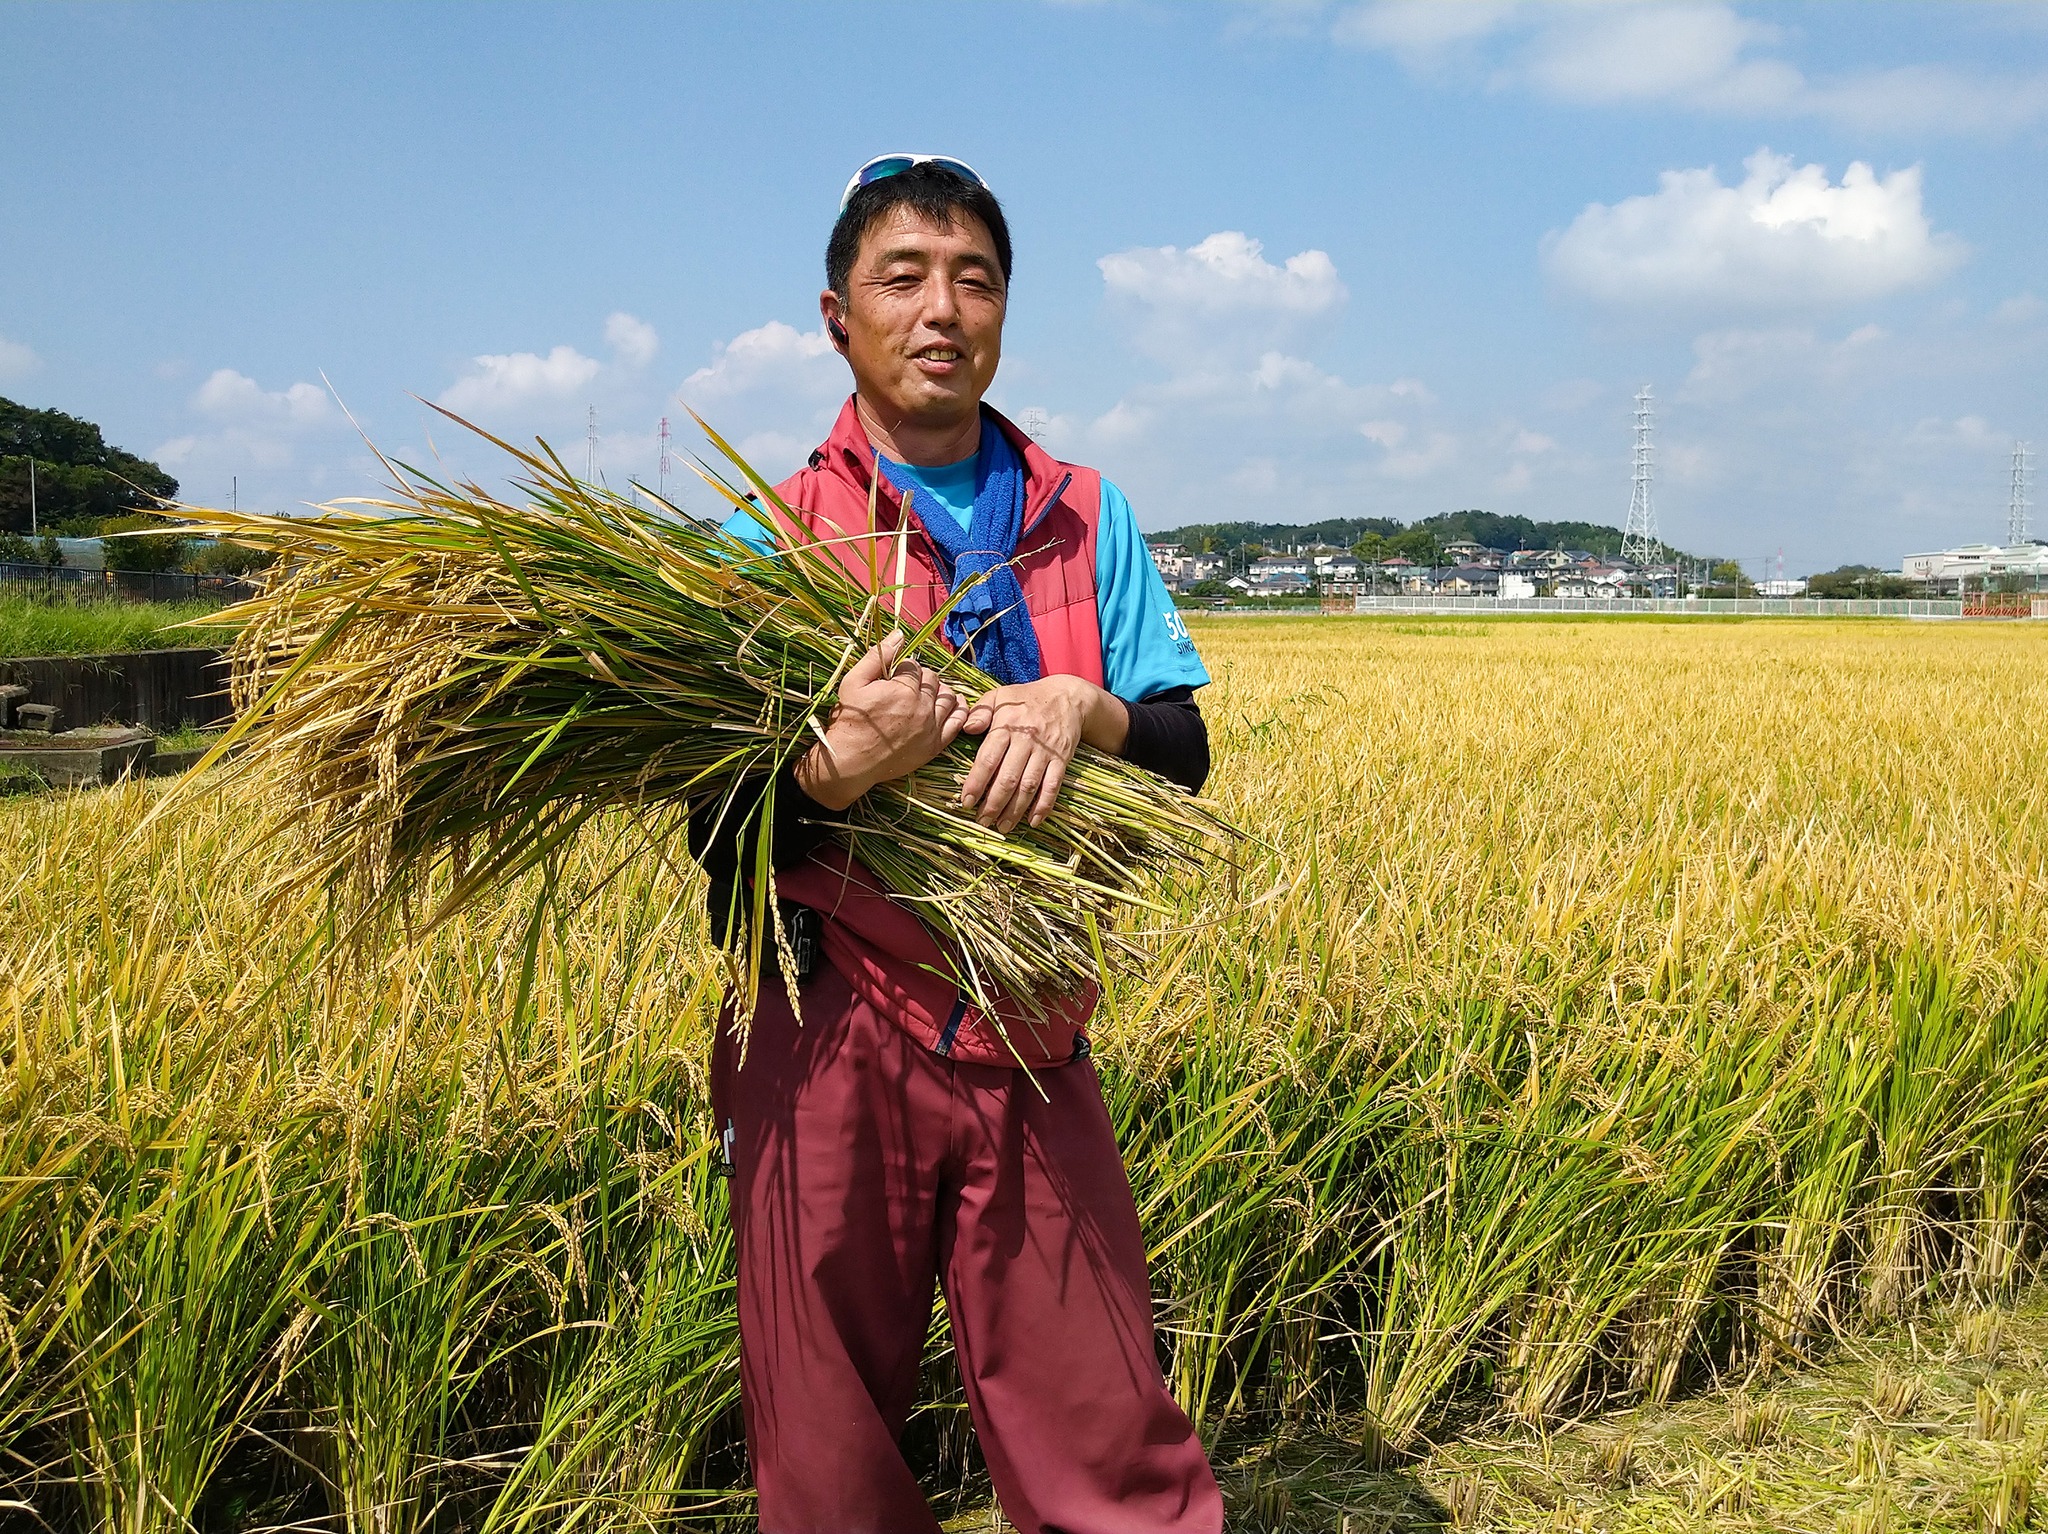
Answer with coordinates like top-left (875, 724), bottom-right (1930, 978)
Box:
top-left (3, 616), bottom-right (2045, 1531)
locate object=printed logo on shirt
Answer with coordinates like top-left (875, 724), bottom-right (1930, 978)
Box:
top-left (1161, 607), bottom-right (1196, 655)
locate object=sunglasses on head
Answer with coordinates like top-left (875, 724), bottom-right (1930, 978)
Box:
top-left (838, 153), bottom-right (990, 212)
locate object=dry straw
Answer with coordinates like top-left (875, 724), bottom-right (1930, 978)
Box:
top-left (160, 409), bottom-right (1226, 1036)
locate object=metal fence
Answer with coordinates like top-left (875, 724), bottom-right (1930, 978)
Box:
top-left (1351, 595), bottom-right (1973, 618)
top-left (0, 563), bottom-right (261, 605)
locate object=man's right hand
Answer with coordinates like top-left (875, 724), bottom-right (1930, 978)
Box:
top-left (793, 630), bottom-right (969, 811)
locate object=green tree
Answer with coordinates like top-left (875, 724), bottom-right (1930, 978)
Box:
top-left (100, 514), bottom-right (187, 573)
top-left (1390, 528), bottom-right (1439, 566)
top-left (1705, 560), bottom-right (1755, 597)
top-left (184, 539), bottom-right (275, 576)
top-left (1807, 564), bottom-right (1915, 599)
top-left (0, 397), bottom-right (178, 535)
top-left (1351, 531), bottom-right (1387, 564)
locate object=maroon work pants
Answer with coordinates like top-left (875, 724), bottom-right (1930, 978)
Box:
top-left (711, 966), bottom-right (1222, 1534)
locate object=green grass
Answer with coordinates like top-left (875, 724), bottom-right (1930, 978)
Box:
top-left (0, 594), bottom-right (231, 657)
top-left (150, 722), bottom-right (223, 753)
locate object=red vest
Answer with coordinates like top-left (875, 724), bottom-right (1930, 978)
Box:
top-left (764, 397), bottom-right (1105, 1068)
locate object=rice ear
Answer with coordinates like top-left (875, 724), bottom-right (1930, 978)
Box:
top-left (181, 410), bottom-right (1231, 1032)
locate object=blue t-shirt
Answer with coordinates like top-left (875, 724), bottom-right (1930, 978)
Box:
top-left (723, 454), bottom-right (1209, 701)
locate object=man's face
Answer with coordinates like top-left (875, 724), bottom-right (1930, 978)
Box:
top-left (826, 204), bottom-right (1006, 433)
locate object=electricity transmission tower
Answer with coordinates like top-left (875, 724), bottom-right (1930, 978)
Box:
top-left (2011, 440), bottom-right (2034, 546)
top-left (586, 406), bottom-right (599, 485)
top-left (1021, 408), bottom-right (1049, 444)
top-left (1621, 386), bottom-right (1661, 567)
top-left (658, 416), bottom-right (672, 504)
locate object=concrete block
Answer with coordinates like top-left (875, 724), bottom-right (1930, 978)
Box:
top-left (0, 727), bottom-right (154, 788)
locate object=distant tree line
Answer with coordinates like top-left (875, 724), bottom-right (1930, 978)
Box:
top-left (1805, 564), bottom-right (1918, 599)
top-left (1155, 508), bottom-right (1690, 568)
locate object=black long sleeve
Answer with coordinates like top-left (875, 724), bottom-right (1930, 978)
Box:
top-left (1117, 685), bottom-right (1209, 793)
top-left (687, 761), bottom-right (844, 944)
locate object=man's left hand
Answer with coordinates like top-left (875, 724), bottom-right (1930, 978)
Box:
top-left (958, 675), bottom-right (1130, 834)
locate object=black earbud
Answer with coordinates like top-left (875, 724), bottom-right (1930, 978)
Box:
top-left (827, 315), bottom-right (849, 347)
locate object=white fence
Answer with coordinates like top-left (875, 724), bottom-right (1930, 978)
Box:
top-left (1352, 595), bottom-right (1971, 618)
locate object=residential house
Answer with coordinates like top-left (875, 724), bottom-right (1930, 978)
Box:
top-left (1245, 554), bottom-right (1312, 593)
top-left (1440, 540), bottom-right (1505, 568)
top-left (1438, 564), bottom-right (1502, 595)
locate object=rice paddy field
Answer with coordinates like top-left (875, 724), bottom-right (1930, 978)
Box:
top-left (4, 614), bottom-right (2047, 1532)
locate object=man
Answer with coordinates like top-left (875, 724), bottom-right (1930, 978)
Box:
top-left (705, 154), bottom-right (1221, 1534)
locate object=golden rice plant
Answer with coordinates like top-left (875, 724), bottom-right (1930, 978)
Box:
top-left (3, 615), bottom-right (2047, 1529)
top-left (163, 411), bottom-right (1224, 1036)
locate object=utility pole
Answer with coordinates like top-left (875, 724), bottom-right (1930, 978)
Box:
top-left (27, 455), bottom-right (36, 537)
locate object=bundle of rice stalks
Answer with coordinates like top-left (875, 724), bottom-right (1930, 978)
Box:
top-left (164, 411), bottom-right (1227, 1032)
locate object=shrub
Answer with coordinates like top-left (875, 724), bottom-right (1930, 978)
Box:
top-left (98, 514), bottom-right (187, 573)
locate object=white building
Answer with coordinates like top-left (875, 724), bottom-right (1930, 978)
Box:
top-left (1901, 543), bottom-right (2048, 589)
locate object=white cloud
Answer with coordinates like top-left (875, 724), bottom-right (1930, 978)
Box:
top-left (1511, 429), bottom-right (1557, 454)
top-left (1908, 414), bottom-right (2001, 449)
top-left (1520, 4), bottom-right (1800, 110)
top-left (1099, 232), bottom-right (1346, 366)
top-left (604, 311), bottom-right (659, 368)
top-left (681, 320), bottom-right (837, 402)
top-left (0, 334), bottom-right (41, 383)
top-left (193, 368), bottom-right (331, 426)
top-left (147, 368), bottom-right (342, 492)
top-left (1099, 231), bottom-right (1345, 318)
top-left (1377, 430), bottom-right (1459, 480)
top-left (1331, 0), bottom-right (1521, 67)
top-left (1543, 150), bottom-right (1966, 314)
top-left (1995, 294), bottom-right (2046, 326)
top-left (1359, 419), bottom-right (1407, 447)
top-left (670, 321), bottom-right (849, 484)
top-left (439, 344), bottom-right (603, 415)
top-left (1331, 1), bottom-right (2048, 136)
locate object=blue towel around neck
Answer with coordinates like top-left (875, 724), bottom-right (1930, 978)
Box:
top-left (889, 416), bottom-right (1043, 686)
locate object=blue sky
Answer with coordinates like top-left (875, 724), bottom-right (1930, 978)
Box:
top-left (4, 1), bottom-right (2044, 575)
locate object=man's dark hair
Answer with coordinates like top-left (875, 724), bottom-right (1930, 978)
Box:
top-left (825, 162), bottom-right (1012, 299)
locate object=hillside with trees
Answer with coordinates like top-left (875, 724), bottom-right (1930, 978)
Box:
top-left (0, 397), bottom-right (179, 536)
